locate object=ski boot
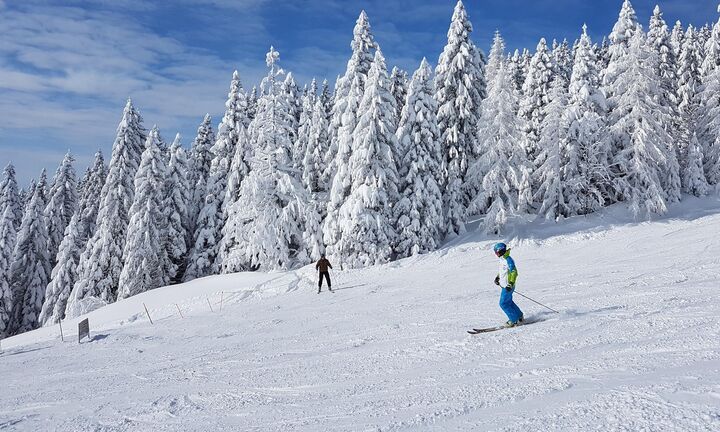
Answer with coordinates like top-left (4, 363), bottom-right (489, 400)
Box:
top-left (505, 320), bottom-right (519, 328)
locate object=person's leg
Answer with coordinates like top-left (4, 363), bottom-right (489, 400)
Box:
top-left (499, 288), bottom-right (522, 323)
top-left (325, 272), bottom-right (332, 290)
top-left (318, 273), bottom-right (323, 292)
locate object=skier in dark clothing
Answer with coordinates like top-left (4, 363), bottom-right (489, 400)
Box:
top-left (316, 255), bottom-right (333, 293)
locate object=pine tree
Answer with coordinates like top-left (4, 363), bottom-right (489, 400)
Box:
top-left (161, 135), bottom-right (191, 283)
top-left (435, 0), bottom-right (486, 236)
top-left (187, 114), bottom-right (215, 238)
top-left (394, 58), bottom-right (444, 256)
top-left (0, 207), bottom-right (16, 337)
top-left (217, 125), bottom-right (252, 273)
top-left (294, 79), bottom-right (318, 174)
top-left (324, 75), bottom-right (364, 256)
top-left (677, 26), bottom-right (705, 194)
top-left (282, 72), bottom-right (302, 139)
top-left (648, 5), bottom-right (682, 203)
top-left (565, 24), bottom-right (612, 215)
top-left (671, 20), bottom-right (685, 58)
top-left (390, 67), bottom-right (409, 121)
top-left (325, 10), bottom-right (377, 186)
top-left (224, 47), bottom-right (309, 271)
top-left (534, 77), bottom-right (569, 220)
top-left (44, 153), bottom-right (78, 267)
top-left (553, 39), bottom-right (573, 83)
top-left (682, 132), bottom-right (709, 196)
top-left (335, 48), bottom-right (399, 267)
top-left (303, 97), bottom-right (330, 193)
top-left (0, 164), bottom-right (22, 231)
top-left (519, 38), bottom-right (554, 174)
top-left (467, 62), bottom-right (529, 234)
top-left (610, 32), bottom-right (676, 216)
top-left (9, 171), bottom-right (51, 334)
top-left (185, 72), bottom-right (247, 281)
top-left (40, 152), bottom-right (106, 326)
top-left (701, 9), bottom-right (720, 79)
top-left (486, 31), bottom-right (507, 86)
top-left (603, 0), bottom-right (640, 109)
top-left (507, 49), bottom-right (525, 92)
top-left (118, 127), bottom-right (167, 299)
top-left (72, 99), bottom-right (145, 305)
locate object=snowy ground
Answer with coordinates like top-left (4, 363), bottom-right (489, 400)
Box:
top-left (2, 196), bottom-right (720, 431)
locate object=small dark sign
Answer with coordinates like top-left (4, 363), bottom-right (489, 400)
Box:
top-left (78, 318), bottom-right (90, 343)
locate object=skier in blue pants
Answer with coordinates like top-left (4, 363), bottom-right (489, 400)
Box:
top-left (493, 243), bottom-right (524, 327)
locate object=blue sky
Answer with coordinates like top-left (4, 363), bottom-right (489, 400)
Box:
top-left (1, 0), bottom-right (718, 185)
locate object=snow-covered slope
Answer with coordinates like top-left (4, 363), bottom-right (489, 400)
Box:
top-left (2, 197), bottom-right (720, 431)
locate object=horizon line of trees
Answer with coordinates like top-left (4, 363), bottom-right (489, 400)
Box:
top-left (2, 0), bottom-right (720, 337)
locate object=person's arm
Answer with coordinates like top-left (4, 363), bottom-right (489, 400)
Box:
top-left (315, 261), bottom-right (319, 270)
top-left (506, 257), bottom-right (518, 287)
top-left (329, 261), bottom-right (333, 269)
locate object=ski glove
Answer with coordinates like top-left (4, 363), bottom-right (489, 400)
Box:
top-left (494, 275), bottom-right (500, 286)
top-left (504, 285), bottom-right (513, 292)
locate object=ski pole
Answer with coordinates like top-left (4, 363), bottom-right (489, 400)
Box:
top-left (514, 290), bottom-right (560, 314)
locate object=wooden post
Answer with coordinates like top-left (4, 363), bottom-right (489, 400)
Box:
top-left (207, 298), bottom-right (214, 312)
top-left (175, 304), bottom-right (184, 319)
top-left (143, 303), bottom-right (154, 325)
top-left (59, 320), bottom-right (64, 342)
top-left (219, 291), bottom-right (224, 312)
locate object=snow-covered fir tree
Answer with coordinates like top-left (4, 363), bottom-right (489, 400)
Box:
top-left (39, 152), bottom-right (106, 326)
top-left (118, 127), bottom-right (167, 299)
top-left (390, 66), bottom-right (408, 121)
top-left (507, 49), bottom-right (526, 92)
top-left (552, 39), bottom-right (573, 83)
top-left (0, 207), bottom-right (16, 337)
top-left (335, 48), bottom-right (399, 267)
top-left (603, 0), bottom-right (640, 113)
top-left (44, 153), bottom-right (78, 267)
top-left (701, 9), bottom-right (720, 79)
top-left (217, 125), bottom-right (252, 273)
top-left (677, 25), bottom-right (707, 195)
top-left (247, 86), bottom-right (258, 122)
top-left (533, 76), bottom-right (570, 220)
top-left (671, 20), bottom-right (685, 58)
top-left (519, 38), bottom-right (554, 174)
top-left (0, 164), bottom-right (22, 231)
top-left (609, 32), bottom-right (677, 216)
top-left (324, 11), bottom-right (377, 249)
top-left (648, 6), bottom-right (682, 203)
top-left (9, 171), bottom-right (51, 334)
top-left (324, 75), bottom-right (364, 255)
top-left (564, 24), bottom-right (613, 215)
top-left (70, 100), bottom-right (145, 307)
top-left (434, 0), bottom-right (486, 237)
top-left (282, 72), bottom-right (302, 139)
top-left (303, 97), bottom-right (331, 194)
top-left (161, 135), bottom-right (191, 283)
top-left (394, 58), bottom-right (444, 256)
top-left (486, 31), bottom-right (506, 86)
top-left (467, 62), bottom-right (530, 234)
top-left (294, 79), bottom-right (318, 174)
top-left (187, 114), bottom-right (215, 238)
top-left (185, 72), bottom-right (247, 281)
top-left (682, 132), bottom-right (710, 196)
top-left (223, 47), bottom-right (309, 271)
top-left (325, 10), bottom-right (376, 185)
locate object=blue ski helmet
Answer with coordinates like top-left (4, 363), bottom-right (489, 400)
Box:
top-left (493, 242), bottom-right (507, 257)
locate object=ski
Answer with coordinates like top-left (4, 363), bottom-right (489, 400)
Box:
top-left (467, 326), bottom-right (506, 334)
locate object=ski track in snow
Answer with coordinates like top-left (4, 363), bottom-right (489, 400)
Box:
top-left (1, 198), bottom-right (720, 431)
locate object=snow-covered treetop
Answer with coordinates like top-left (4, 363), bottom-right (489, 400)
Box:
top-left (610, 0), bottom-right (639, 47)
top-left (487, 30), bottom-right (506, 84)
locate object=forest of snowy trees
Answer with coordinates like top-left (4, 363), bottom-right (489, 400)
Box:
top-left (2, 0), bottom-right (720, 336)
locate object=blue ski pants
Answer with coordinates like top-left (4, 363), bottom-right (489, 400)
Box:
top-left (499, 287), bottom-right (523, 323)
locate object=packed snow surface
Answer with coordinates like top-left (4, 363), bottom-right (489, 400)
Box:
top-left (2, 197), bottom-right (720, 431)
